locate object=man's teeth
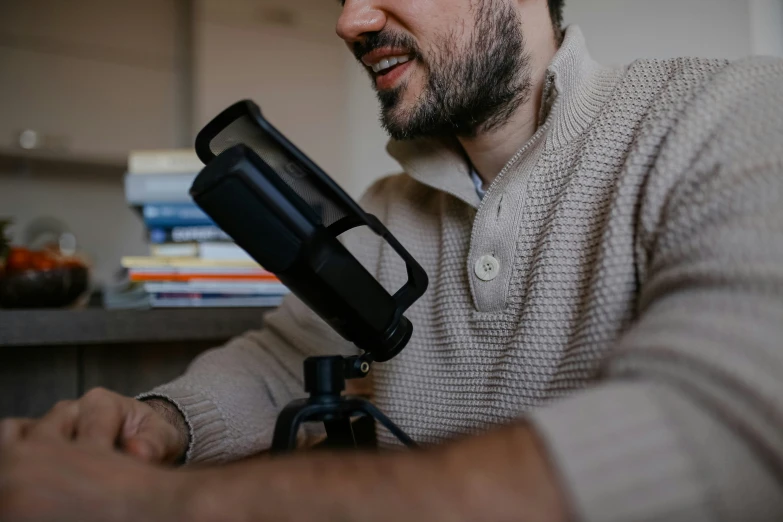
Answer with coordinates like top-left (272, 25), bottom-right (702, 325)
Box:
top-left (371, 55), bottom-right (411, 74)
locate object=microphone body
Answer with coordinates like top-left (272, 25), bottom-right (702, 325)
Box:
top-left (191, 145), bottom-right (411, 361)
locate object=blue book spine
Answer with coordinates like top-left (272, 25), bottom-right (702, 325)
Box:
top-left (142, 203), bottom-right (215, 228)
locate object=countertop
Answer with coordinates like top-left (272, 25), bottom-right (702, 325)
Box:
top-left (0, 308), bottom-right (273, 347)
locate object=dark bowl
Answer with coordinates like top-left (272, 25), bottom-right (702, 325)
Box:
top-left (0, 265), bottom-right (89, 309)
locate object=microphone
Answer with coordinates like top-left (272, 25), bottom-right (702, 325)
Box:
top-left (189, 100), bottom-right (428, 363)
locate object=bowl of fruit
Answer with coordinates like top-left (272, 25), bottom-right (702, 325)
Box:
top-left (0, 220), bottom-right (89, 309)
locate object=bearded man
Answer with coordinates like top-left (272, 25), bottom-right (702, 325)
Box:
top-left (2, 1), bottom-right (783, 521)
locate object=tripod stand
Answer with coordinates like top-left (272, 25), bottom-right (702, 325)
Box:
top-left (270, 355), bottom-right (417, 454)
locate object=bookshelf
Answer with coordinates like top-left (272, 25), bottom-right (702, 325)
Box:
top-left (0, 308), bottom-right (271, 347)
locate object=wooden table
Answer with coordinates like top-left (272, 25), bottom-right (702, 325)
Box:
top-left (0, 308), bottom-right (272, 418)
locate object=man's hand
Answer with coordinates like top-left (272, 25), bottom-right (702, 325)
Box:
top-left (0, 388), bottom-right (189, 464)
top-left (0, 434), bottom-right (187, 522)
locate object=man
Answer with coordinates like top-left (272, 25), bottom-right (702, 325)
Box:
top-left (1, 0), bottom-right (782, 520)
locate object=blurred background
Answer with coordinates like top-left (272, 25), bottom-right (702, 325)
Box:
top-left (0, 0), bottom-right (782, 290)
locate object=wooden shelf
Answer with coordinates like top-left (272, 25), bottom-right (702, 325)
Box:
top-left (0, 307), bottom-right (273, 347)
top-left (0, 150), bottom-right (126, 178)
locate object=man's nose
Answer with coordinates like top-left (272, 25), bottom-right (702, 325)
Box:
top-left (336, 0), bottom-right (386, 45)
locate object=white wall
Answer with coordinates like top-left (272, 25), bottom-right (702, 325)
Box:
top-left (194, 0), bottom-right (350, 180)
top-left (565, 0), bottom-right (754, 64)
top-left (750, 0), bottom-right (783, 56)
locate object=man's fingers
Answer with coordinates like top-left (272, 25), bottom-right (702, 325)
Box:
top-left (0, 418), bottom-right (33, 446)
top-left (123, 437), bottom-right (160, 462)
top-left (122, 416), bottom-right (179, 463)
top-left (25, 400), bottom-right (79, 442)
top-left (73, 388), bottom-right (128, 450)
top-left (8, 390), bottom-right (183, 464)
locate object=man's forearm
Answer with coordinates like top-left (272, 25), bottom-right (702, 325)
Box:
top-left (178, 423), bottom-right (569, 522)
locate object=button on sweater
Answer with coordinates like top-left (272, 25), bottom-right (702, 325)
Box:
top-left (141, 26), bottom-right (783, 521)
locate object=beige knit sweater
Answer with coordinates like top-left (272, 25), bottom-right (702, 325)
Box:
top-left (141, 27), bottom-right (783, 521)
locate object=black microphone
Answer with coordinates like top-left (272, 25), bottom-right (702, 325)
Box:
top-left (189, 100), bottom-right (428, 363)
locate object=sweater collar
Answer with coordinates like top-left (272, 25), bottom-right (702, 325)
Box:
top-left (386, 26), bottom-right (620, 209)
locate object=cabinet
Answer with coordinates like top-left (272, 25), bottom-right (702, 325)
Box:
top-left (0, 308), bottom-right (269, 418)
top-left (0, 0), bottom-right (189, 164)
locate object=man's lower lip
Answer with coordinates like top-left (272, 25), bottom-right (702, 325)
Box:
top-left (375, 60), bottom-right (413, 91)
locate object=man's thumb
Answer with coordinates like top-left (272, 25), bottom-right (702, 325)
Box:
top-left (124, 435), bottom-right (164, 462)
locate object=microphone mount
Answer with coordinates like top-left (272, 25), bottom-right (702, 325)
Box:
top-left (271, 354), bottom-right (416, 453)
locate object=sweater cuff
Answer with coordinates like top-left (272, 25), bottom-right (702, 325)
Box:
top-left (531, 382), bottom-right (714, 522)
top-left (137, 385), bottom-right (230, 465)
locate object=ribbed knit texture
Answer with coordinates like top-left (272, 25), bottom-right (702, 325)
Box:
top-left (148, 27), bottom-right (783, 520)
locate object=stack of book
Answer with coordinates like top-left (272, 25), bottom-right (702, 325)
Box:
top-left (120, 257), bottom-right (287, 308)
top-left (121, 149), bottom-right (289, 308)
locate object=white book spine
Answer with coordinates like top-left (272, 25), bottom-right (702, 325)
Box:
top-left (128, 150), bottom-right (203, 175)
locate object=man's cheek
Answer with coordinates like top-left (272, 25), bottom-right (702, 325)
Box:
top-left (403, 68), bottom-right (428, 101)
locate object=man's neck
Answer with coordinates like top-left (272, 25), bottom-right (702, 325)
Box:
top-left (458, 24), bottom-right (559, 188)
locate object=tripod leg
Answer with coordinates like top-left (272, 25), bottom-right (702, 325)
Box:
top-left (351, 415), bottom-right (377, 449)
top-left (271, 400), bottom-right (314, 455)
top-left (349, 400), bottom-right (417, 448)
top-left (323, 418), bottom-right (357, 449)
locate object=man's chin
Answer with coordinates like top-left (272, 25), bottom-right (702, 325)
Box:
top-left (377, 87), bottom-right (437, 141)
top-left (381, 113), bottom-right (422, 141)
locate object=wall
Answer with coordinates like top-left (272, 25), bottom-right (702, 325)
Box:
top-left (564, 0), bottom-right (753, 63)
top-left (0, 0), bottom-right (188, 158)
top-left (194, 0), bottom-right (349, 180)
top-left (750, 0), bottom-right (783, 56)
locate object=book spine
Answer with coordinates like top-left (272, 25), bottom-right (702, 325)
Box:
top-left (124, 173), bottom-right (197, 204)
top-left (150, 295), bottom-right (284, 308)
top-left (149, 243), bottom-right (199, 258)
top-left (148, 226), bottom-right (232, 244)
top-left (198, 243), bottom-right (253, 261)
top-left (129, 273), bottom-right (278, 282)
top-left (142, 204), bottom-right (214, 228)
top-left (153, 292), bottom-right (283, 299)
top-left (144, 282), bottom-right (288, 295)
top-left (128, 150), bottom-right (203, 174)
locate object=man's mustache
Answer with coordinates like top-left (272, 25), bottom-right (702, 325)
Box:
top-left (352, 31), bottom-right (422, 62)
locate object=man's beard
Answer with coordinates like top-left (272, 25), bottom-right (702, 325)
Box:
top-left (354, 2), bottom-right (531, 140)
